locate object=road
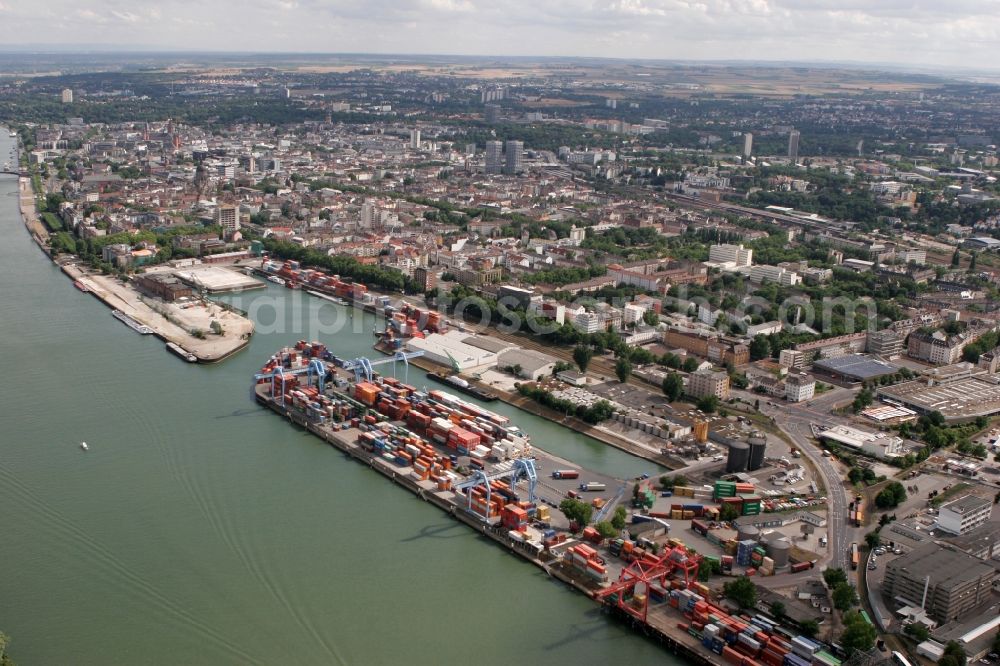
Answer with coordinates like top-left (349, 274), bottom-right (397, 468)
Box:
top-left (755, 389), bottom-right (859, 573)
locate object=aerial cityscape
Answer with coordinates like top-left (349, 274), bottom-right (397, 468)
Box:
top-left (5, 7), bottom-right (1000, 666)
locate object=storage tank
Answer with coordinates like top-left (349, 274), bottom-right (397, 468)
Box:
top-left (765, 536), bottom-right (792, 568)
top-left (737, 524), bottom-right (760, 542)
top-left (726, 441), bottom-right (750, 473)
top-left (748, 437), bottom-right (767, 471)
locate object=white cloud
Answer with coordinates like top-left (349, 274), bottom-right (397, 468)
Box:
top-left (0, 0), bottom-right (998, 69)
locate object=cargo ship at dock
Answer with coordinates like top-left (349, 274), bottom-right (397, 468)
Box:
top-left (426, 371), bottom-right (497, 402)
top-left (166, 341), bottom-right (198, 363)
top-left (251, 341), bottom-right (852, 666)
top-left (111, 309), bottom-right (153, 335)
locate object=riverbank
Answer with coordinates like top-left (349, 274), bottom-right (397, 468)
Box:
top-left (63, 263), bottom-right (253, 363)
top-left (18, 176), bottom-right (48, 248)
top-left (18, 159), bottom-right (253, 363)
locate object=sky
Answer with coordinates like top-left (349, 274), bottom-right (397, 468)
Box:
top-left (0, 0), bottom-right (998, 68)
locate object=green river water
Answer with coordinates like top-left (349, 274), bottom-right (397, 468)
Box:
top-left (0, 131), bottom-right (680, 665)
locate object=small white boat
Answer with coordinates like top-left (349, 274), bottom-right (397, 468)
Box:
top-left (80, 441), bottom-right (89, 451)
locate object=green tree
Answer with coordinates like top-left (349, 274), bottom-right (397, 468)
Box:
top-left (723, 576), bottom-right (757, 608)
top-left (682, 357), bottom-right (700, 372)
top-left (770, 601), bottom-right (786, 619)
top-left (800, 620), bottom-right (820, 638)
top-left (615, 357), bottom-right (632, 383)
top-left (952, 248), bottom-right (961, 267)
top-left (697, 395), bottom-right (720, 413)
top-left (865, 531), bottom-right (881, 550)
top-left (823, 567), bottom-right (848, 588)
top-left (611, 505), bottom-right (628, 531)
top-left (875, 481), bottom-right (907, 509)
top-left (969, 252), bottom-right (978, 272)
top-left (852, 388), bottom-right (874, 413)
top-left (719, 503), bottom-right (740, 521)
top-left (939, 640), bottom-right (967, 666)
top-left (662, 372), bottom-right (684, 402)
top-left (573, 345), bottom-right (593, 373)
top-left (749, 335), bottom-right (772, 361)
top-left (840, 610), bottom-right (877, 654)
top-left (904, 623), bottom-right (929, 642)
top-left (643, 309), bottom-right (660, 327)
top-left (833, 582), bottom-right (859, 611)
top-left (594, 521), bottom-right (618, 540)
top-left (660, 474), bottom-right (687, 490)
top-left (559, 498), bottom-right (594, 529)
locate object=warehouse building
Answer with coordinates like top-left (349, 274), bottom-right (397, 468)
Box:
top-left (497, 348), bottom-right (557, 381)
top-left (816, 424), bottom-right (905, 460)
top-left (812, 354), bottom-right (899, 384)
top-left (878, 375), bottom-right (1000, 423)
top-left (882, 543), bottom-right (998, 623)
top-left (404, 331), bottom-right (500, 372)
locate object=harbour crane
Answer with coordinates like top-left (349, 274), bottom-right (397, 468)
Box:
top-left (254, 358), bottom-right (328, 406)
top-left (453, 458), bottom-right (539, 521)
top-left (594, 544), bottom-right (701, 624)
top-left (341, 350), bottom-right (424, 384)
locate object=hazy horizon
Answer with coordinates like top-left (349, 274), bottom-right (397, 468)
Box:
top-left (0, 0), bottom-right (997, 71)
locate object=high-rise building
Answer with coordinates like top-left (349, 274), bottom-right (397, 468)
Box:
top-left (484, 104), bottom-right (501, 124)
top-left (409, 129), bottom-right (421, 150)
top-left (61, 88), bottom-right (73, 104)
top-left (360, 200), bottom-right (376, 228)
top-left (485, 141), bottom-right (503, 174)
top-left (788, 130), bottom-right (800, 163)
top-left (215, 204), bottom-right (239, 235)
top-left (503, 140), bottom-right (523, 175)
top-left (742, 132), bottom-right (753, 159)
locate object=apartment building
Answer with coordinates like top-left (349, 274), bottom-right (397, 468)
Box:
top-left (688, 370), bottom-right (731, 400)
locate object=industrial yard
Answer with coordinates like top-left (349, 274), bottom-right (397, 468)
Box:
top-left (62, 262), bottom-right (254, 362)
top-left (253, 340), bottom-right (853, 666)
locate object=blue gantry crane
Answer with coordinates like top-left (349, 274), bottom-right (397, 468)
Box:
top-left (254, 358), bottom-right (329, 406)
top-left (341, 350), bottom-right (424, 384)
top-left (453, 458), bottom-right (539, 521)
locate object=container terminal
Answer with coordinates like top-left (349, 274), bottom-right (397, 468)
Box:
top-left (254, 340), bottom-right (849, 666)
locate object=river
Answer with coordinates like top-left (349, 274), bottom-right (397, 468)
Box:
top-left (0, 131), bottom-right (678, 665)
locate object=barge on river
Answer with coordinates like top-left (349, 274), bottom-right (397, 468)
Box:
top-left (111, 309), bottom-right (153, 335)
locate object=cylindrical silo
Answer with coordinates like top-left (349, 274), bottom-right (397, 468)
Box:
top-left (726, 441), bottom-right (750, 473)
top-left (766, 537), bottom-right (792, 568)
top-left (737, 524), bottom-right (760, 542)
top-left (748, 437), bottom-right (767, 471)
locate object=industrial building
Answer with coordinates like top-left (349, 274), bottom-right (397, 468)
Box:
top-left (816, 424), bottom-right (904, 460)
top-left (878, 375), bottom-right (1000, 423)
top-left (812, 354), bottom-right (898, 383)
top-left (403, 331), bottom-right (503, 373)
top-left (883, 542), bottom-right (998, 623)
top-left (937, 495), bottom-right (993, 536)
top-left (497, 348), bottom-right (557, 381)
